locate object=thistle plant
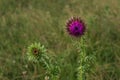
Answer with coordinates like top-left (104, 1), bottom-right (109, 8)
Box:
top-left (66, 17), bottom-right (96, 80)
top-left (27, 42), bottom-right (46, 63)
top-left (26, 42), bottom-right (60, 80)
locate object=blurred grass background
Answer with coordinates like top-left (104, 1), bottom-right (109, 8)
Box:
top-left (0, 0), bottom-right (120, 80)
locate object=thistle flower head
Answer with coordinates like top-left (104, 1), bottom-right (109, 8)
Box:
top-left (66, 17), bottom-right (86, 37)
top-left (27, 42), bottom-right (46, 62)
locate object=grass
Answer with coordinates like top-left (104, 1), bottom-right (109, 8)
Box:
top-left (0, 0), bottom-right (120, 80)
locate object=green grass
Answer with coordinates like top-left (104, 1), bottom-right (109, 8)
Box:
top-left (0, 0), bottom-right (120, 80)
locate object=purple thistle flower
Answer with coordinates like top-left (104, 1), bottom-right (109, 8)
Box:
top-left (66, 17), bottom-right (86, 37)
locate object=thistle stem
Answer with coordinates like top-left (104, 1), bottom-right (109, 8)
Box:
top-left (78, 37), bottom-right (86, 80)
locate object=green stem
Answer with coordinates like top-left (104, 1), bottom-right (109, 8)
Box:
top-left (78, 37), bottom-right (86, 80)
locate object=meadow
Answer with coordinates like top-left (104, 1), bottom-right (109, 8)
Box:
top-left (0, 0), bottom-right (120, 80)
